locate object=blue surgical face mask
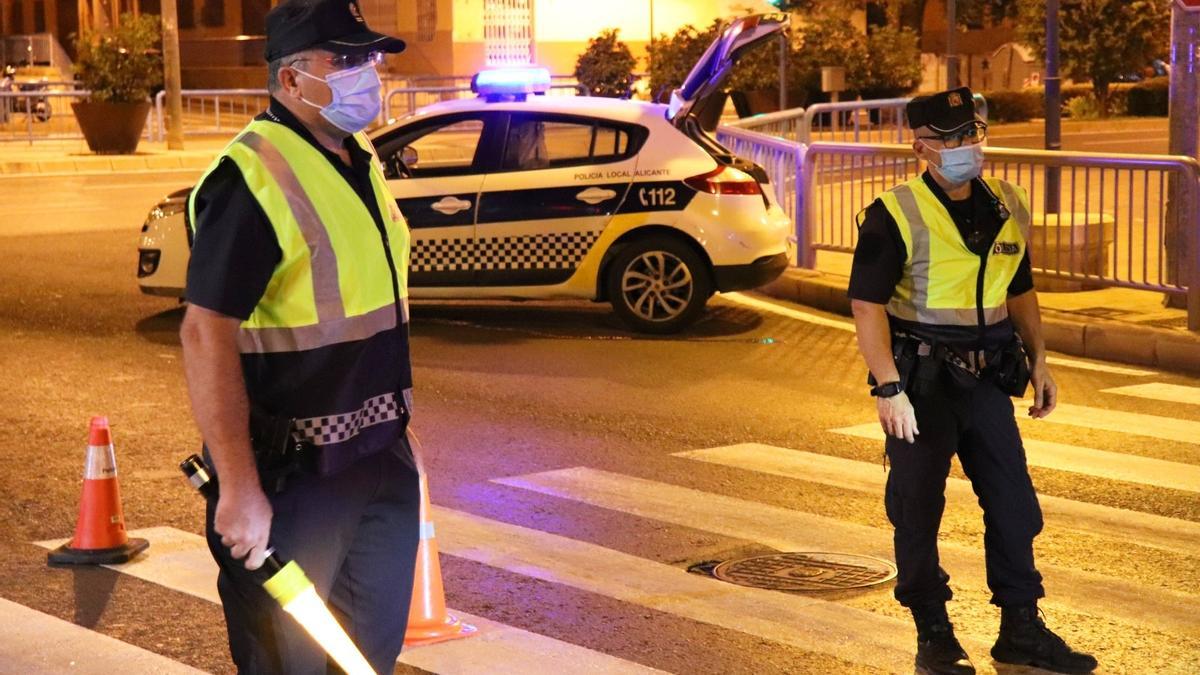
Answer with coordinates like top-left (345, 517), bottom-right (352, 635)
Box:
top-left (295, 62), bottom-right (382, 134)
top-left (925, 141), bottom-right (984, 185)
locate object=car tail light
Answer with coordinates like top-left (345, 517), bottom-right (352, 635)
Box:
top-left (684, 165), bottom-right (762, 195)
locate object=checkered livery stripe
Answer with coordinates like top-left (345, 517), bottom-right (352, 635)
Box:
top-left (410, 238), bottom-right (472, 274)
top-left (410, 231), bottom-right (601, 274)
top-left (292, 392), bottom-right (403, 446)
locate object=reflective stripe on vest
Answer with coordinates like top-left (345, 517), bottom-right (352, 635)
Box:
top-left (189, 119), bottom-right (410, 354)
top-left (881, 176), bottom-right (1030, 327)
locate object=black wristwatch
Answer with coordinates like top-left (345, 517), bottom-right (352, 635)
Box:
top-left (870, 381), bottom-right (904, 398)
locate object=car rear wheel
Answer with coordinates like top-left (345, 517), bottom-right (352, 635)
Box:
top-left (606, 236), bottom-right (711, 334)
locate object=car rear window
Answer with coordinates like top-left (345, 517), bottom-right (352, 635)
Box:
top-left (500, 113), bottom-right (640, 172)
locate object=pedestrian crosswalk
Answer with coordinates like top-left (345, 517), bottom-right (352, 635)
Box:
top-left (15, 378), bottom-right (1200, 674)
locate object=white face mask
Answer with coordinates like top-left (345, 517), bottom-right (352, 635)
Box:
top-left (294, 62), bottom-right (382, 134)
top-left (923, 140), bottom-right (984, 185)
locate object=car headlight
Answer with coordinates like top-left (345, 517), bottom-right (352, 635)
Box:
top-left (137, 249), bottom-right (161, 278)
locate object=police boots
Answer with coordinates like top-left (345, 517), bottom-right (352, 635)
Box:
top-left (911, 603), bottom-right (975, 675)
top-left (990, 604), bottom-right (1097, 673)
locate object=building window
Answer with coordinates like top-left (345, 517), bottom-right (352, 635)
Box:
top-left (201, 0), bottom-right (224, 27)
top-left (417, 0), bottom-right (436, 42)
top-left (484, 0), bottom-right (532, 67)
top-left (178, 0), bottom-right (195, 29)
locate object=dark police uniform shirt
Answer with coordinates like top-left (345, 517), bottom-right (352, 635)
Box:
top-left (848, 172), bottom-right (1033, 347)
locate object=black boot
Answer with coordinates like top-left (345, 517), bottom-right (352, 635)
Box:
top-left (911, 604), bottom-right (975, 675)
top-left (991, 604), bottom-right (1097, 673)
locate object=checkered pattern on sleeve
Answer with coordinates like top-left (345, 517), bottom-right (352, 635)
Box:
top-left (411, 238), bottom-right (472, 274)
top-left (476, 231), bottom-right (600, 271)
top-left (292, 393), bottom-right (403, 446)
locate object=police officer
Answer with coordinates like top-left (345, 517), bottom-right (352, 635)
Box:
top-left (849, 88), bottom-right (1097, 675)
top-left (180, 0), bottom-right (418, 671)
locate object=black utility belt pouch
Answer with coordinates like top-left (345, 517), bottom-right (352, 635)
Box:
top-left (989, 335), bottom-right (1031, 398)
top-left (867, 334), bottom-right (930, 395)
top-left (248, 406), bottom-right (315, 494)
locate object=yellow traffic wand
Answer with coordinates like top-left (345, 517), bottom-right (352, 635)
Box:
top-left (181, 454), bottom-right (376, 675)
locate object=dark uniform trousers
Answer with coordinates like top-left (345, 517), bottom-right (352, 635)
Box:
top-left (205, 439), bottom-right (421, 674)
top-left (884, 376), bottom-right (1045, 609)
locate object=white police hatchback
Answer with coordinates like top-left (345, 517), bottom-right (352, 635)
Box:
top-left (138, 13), bottom-right (792, 333)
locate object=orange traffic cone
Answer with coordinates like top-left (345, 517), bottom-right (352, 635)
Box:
top-left (404, 469), bottom-right (476, 647)
top-left (48, 416), bottom-right (149, 565)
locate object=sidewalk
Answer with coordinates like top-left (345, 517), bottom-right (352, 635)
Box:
top-left (0, 137), bottom-right (232, 176)
top-left (758, 266), bottom-right (1200, 375)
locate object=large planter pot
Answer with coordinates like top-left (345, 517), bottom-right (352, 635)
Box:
top-left (71, 100), bottom-right (152, 155)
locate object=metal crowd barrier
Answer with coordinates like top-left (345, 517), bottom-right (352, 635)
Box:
top-left (0, 89), bottom-right (155, 144)
top-left (727, 94), bottom-right (988, 146)
top-left (5, 81), bottom-right (594, 143)
top-left (716, 125), bottom-right (1200, 329)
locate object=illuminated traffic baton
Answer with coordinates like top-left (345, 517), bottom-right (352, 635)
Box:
top-left (180, 454), bottom-right (376, 675)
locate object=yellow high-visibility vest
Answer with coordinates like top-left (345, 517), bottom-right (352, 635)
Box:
top-left (189, 118), bottom-right (410, 354)
top-left (878, 176), bottom-right (1031, 327)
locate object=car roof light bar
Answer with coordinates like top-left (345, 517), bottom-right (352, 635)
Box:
top-left (472, 67), bottom-right (552, 101)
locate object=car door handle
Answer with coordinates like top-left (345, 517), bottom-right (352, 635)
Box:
top-left (576, 187), bottom-right (618, 205)
top-left (431, 196), bottom-right (472, 215)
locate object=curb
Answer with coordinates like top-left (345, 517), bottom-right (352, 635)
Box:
top-left (756, 269), bottom-right (1200, 375)
top-left (0, 155), bottom-right (212, 176)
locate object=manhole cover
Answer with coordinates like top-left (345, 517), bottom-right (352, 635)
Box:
top-left (712, 552), bottom-right (897, 592)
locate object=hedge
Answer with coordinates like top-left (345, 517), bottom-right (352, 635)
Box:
top-left (1127, 77), bottom-right (1169, 116)
top-left (979, 89), bottom-right (1042, 122)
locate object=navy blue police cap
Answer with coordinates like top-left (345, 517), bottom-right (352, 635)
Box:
top-left (906, 87), bottom-right (981, 135)
top-left (265, 0), bottom-right (406, 62)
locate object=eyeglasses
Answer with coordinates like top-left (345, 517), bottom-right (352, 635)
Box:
top-left (917, 122), bottom-right (987, 149)
top-left (288, 50), bottom-right (383, 72)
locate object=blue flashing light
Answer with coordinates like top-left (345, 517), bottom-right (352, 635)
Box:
top-left (473, 67), bottom-right (552, 98)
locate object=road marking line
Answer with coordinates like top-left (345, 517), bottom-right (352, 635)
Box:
top-left (32, 528), bottom-right (666, 675)
top-left (719, 292), bottom-right (855, 333)
top-left (832, 423), bottom-right (1200, 493)
top-left (1102, 382), bottom-right (1200, 406)
top-left (432, 506), bottom-right (924, 672)
top-left (1044, 356), bottom-right (1156, 377)
top-left (1015, 400), bottom-right (1200, 446)
top-left (722, 293), bottom-right (1158, 376)
top-left (675, 443), bottom-right (1200, 557)
top-left (493, 468), bottom-right (1200, 638)
top-left (0, 596), bottom-right (205, 675)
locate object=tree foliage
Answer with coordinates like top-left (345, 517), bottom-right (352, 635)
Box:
top-left (74, 13), bottom-right (163, 104)
top-left (574, 29), bottom-right (637, 98)
top-left (1015, 0), bottom-right (1169, 116)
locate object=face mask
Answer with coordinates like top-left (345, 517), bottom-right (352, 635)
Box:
top-left (926, 141), bottom-right (984, 185)
top-left (295, 62), bottom-right (382, 134)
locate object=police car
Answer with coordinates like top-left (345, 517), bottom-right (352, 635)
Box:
top-left (138, 13), bottom-right (792, 333)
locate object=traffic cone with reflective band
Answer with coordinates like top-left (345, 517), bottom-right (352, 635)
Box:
top-left (403, 470), bottom-right (476, 647)
top-left (48, 417), bottom-right (148, 565)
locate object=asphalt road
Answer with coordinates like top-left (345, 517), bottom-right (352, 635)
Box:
top-left (1, 173), bottom-right (1198, 674)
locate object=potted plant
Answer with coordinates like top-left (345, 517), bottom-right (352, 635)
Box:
top-left (72, 13), bottom-right (163, 154)
top-left (575, 29), bottom-right (637, 98)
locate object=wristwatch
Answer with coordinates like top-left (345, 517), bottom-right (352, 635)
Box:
top-left (870, 381), bottom-right (904, 398)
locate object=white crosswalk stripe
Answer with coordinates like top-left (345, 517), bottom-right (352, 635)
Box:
top-left (32, 529), bottom-right (668, 675)
top-left (0, 597), bottom-right (206, 675)
top-left (491, 468), bottom-right (1200, 639)
top-left (831, 422), bottom-right (1200, 493)
top-left (1102, 382), bottom-right (1200, 406)
top-left (1015, 400), bottom-right (1200, 446)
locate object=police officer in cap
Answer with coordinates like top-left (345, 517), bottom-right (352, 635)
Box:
top-left (181, 0), bottom-right (418, 671)
top-left (848, 88), bottom-right (1098, 674)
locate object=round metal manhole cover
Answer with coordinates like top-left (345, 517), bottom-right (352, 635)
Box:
top-left (712, 552), bottom-right (897, 592)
